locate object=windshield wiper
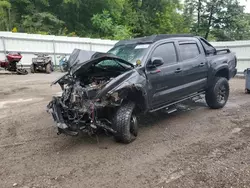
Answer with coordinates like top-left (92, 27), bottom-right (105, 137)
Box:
top-left (114, 60), bottom-right (127, 70)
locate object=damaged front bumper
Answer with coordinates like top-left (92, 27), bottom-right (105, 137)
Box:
top-left (47, 97), bottom-right (116, 136)
top-left (47, 97), bottom-right (78, 136)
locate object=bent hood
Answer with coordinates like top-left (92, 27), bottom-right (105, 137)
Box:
top-left (67, 49), bottom-right (97, 69)
top-left (68, 49), bottom-right (134, 75)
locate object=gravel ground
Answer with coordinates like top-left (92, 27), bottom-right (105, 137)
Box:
top-left (0, 73), bottom-right (250, 188)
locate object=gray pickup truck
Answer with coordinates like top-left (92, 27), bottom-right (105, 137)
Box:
top-left (47, 34), bottom-right (237, 144)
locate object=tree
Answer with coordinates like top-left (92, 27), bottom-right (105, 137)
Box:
top-left (0, 0), bottom-right (249, 41)
top-left (184, 0), bottom-right (250, 40)
top-left (22, 12), bottom-right (64, 34)
top-left (211, 0), bottom-right (250, 40)
top-left (0, 0), bottom-right (11, 31)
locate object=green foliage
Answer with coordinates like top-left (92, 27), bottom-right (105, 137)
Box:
top-left (0, 0), bottom-right (249, 41)
top-left (184, 0), bottom-right (250, 40)
top-left (22, 12), bottom-right (64, 34)
top-left (91, 10), bottom-right (132, 40)
top-left (0, 0), bottom-right (11, 8)
top-left (0, 0), bottom-right (11, 30)
top-left (92, 10), bottom-right (114, 37)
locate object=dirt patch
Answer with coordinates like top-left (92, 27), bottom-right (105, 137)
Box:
top-left (0, 87), bottom-right (29, 96)
top-left (0, 75), bottom-right (250, 188)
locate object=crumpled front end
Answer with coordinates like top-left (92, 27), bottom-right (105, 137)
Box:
top-left (47, 50), bottom-right (147, 137)
top-left (47, 78), bottom-right (119, 136)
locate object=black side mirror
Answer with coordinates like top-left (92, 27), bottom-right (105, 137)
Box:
top-left (205, 48), bottom-right (216, 55)
top-left (148, 57), bottom-right (164, 68)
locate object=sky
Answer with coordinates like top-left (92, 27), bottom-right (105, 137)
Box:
top-left (239, 0), bottom-right (250, 12)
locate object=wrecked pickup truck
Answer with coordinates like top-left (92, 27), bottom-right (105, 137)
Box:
top-left (47, 34), bottom-right (237, 143)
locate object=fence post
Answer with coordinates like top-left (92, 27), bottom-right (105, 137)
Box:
top-left (52, 39), bottom-right (57, 66)
top-left (89, 42), bottom-right (92, 51)
top-left (1, 37), bottom-right (7, 55)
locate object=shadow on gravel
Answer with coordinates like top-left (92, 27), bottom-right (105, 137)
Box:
top-left (52, 100), bottom-right (209, 150)
top-left (0, 87), bottom-right (29, 96)
top-left (138, 100), bottom-right (207, 127)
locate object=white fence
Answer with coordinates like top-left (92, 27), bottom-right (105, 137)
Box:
top-left (0, 32), bottom-right (116, 67)
top-left (210, 41), bottom-right (250, 74)
top-left (0, 32), bottom-right (250, 74)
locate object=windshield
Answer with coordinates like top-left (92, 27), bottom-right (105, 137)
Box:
top-left (108, 44), bottom-right (150, 65)
top-left (96, 59), bottom-right (132, 71)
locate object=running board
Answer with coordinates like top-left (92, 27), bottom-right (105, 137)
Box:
top-left (149, 91), bottom-right (205, 113)
top-left (165, 107), bottom-right (178, 114)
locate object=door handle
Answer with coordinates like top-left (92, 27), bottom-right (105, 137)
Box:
top-left (175, 68), bottom-right (182, 73)
top-left (149, 69), bottom-right (161, 74)
top-left (198, 62), bottom-right (205, 67)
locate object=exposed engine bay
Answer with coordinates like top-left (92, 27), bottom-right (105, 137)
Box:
top-left (48, 76), bottom-right (117, 136)
top-left (47, 49), bottom-right (136, 136)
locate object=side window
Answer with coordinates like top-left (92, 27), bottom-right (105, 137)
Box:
top-left (152, 43), bottom-right (177, 64)
top-left (179, 43), bottom-right (200, 60)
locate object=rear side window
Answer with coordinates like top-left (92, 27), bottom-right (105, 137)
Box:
top-left (179, 43), bottom-right (200, 60)
top-left (152, 43), bottom-right (177, 64)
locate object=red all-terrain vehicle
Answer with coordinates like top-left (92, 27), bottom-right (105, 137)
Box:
top-left (0, 52), bottom-right (28, 75)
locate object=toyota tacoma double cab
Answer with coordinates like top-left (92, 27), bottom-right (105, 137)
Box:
top-left (47, 34), bottom-right (237, 143)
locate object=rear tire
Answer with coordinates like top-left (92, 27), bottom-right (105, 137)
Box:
top-left (30, 64), bottom-right (35, 73)
top-left (45, 63), bottom-right (52, 74)
top-left (205, 77), bottom-right (229, 109)
top-left (112, 102), bottom-right (138, 144)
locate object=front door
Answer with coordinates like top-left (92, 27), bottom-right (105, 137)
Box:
top-left (146, 42), bottom-right (183, 109)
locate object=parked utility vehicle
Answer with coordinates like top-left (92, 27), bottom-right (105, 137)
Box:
top-left (0, 52), bottom-right (28, 75)
top-left (31, 54), bottom-right (54, 74)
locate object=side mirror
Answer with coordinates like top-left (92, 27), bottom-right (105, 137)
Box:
top-left (205, 48), bottom-right (216, 55)
top-left (148, 57), bottom-right (164, 68)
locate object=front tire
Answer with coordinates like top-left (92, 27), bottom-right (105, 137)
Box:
top-left (205, 77), bottom-right (229, 109)
top-left (112, 102), bottom-right (138, 144)
top-left (45, 63), bottom-right (52, 74)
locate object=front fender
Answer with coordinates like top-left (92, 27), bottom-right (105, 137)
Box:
top-left (97, 70), bottom-right (149, 112)
top-left (97, 69), bottom-right (143, 97)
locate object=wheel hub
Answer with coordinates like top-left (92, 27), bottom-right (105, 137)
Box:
top-left (217, 85), bottom-right (227, 103)
top-left (130, 115), bottom-right (138, 136)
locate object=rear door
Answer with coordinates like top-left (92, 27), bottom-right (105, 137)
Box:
top-left (146, 42), bottom-right (183, 109)
top-left (177, 40), bottom-right (208, 95)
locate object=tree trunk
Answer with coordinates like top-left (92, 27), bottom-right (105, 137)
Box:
top-left (8, 8), bottom-right (11, 31)
top-left (197, 0), bottom-right (201, 34)
top-left (205, 4), bottom-right (214, 39)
